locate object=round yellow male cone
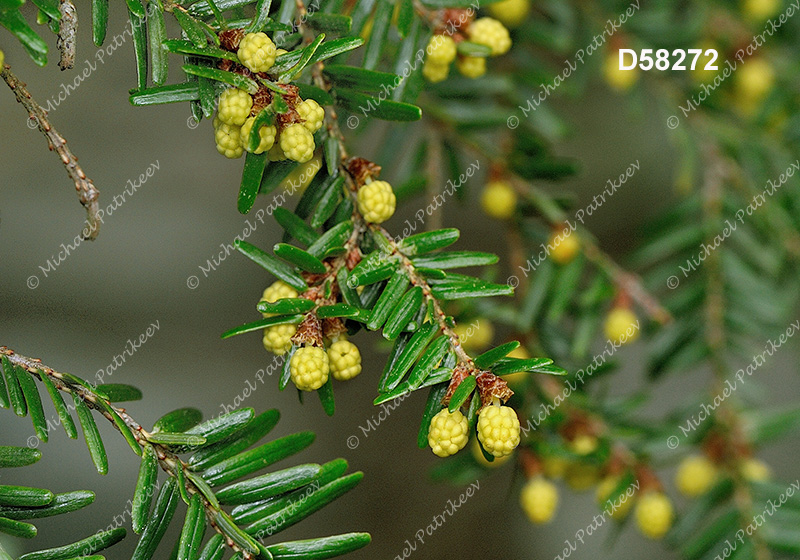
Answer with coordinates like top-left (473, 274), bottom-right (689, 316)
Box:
top-left (261, 281), bottom-right (298, 313)
top-left (237, 32), bottom-right (277, 73)
top-left (290, 346), bottom-right (329, 391)
top-left (468, 18), bottom-right (512, 56)
top-left (328, 339), bottom-right (362, 381)
top-left (604, 307), bottom-right (639, 344)
top-left (676, 455), bottom-right (717, 497)
top-left (262, 326), bottom-right (295, 355)
top-left (488, 0), bottom-right (530, 27)
top-left (481, 180), bottom-right (517, 219)
top-left (422, 61), bottom-right (450, 83)
top-left (520, 477), bottom-right (558, 524)
top-left (550, 232), bottom-right (580, 264)
top-left (426, 34), bottom-right (457, 66)
top-left (477, 404), bottom-right (520, 457)
top-left (357, 180), bottom-right (396, 223)
top-left (741, 458), bottom-right (771, 482)
top-left (635, 492), bottom-right (673, 539)
top-left (260, 281), bottom-right (299, 355)
top-left (240, 117), bottom-right (277, 154)
top-left (218, 88), bottom-right (253, 126)
top-left (456, 56), bottom-right (486, 79)
top-left (569, 434), bottom-right (598, 456)
top-left (297, 99), bottom-right (325, 133)
top-left (428, 409), bottom-right (469, 457)
top-left (603, 51), bottom-right (638, 92)
top-left (214, 121), bottom-right (244, 159)
top-left (742, 0), bottom-right (781, 21)
top-left (280, 123), bottom-right (315, 163)
top-left (735, 58), bottom-right (775, 111)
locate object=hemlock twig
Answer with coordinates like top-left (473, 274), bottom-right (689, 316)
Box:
top-left (57, 0), bottom-right (78, 70)
top-left (698, 140), bottom-right (771, 560)
top-left (1, 64), bottom-right (101, 240)
top-left (440, 126), bottom-right (671, 324)
top-left (0, 346), bottom-right (259, 560)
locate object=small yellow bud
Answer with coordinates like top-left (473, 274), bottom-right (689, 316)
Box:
top-left (736, 58), bottom-right (774, 103)
top-left (676, 455), bottom-right (717, 497)
top-left (520, 477), bottom-right (558, 524)
top-left (742, 0), bottom-right (781, 21)
top-left (603, 51), bottom-right (638, 92)
top-left (328, 339), bottom-right (362, 381)
top-left (481, 180), bottom-right (517, 219)
top-left (428, 409), bottom-right (469, 457)
top-left (635, 492), bottom-right (673, 539)
top-left (468, 18), bottom-right (511, 56)
top-left (569, 434), bottom-right (598, 456)
top-left (550, 231), bottom-right (580, 264)
top-left (456, 56), bottom-right (486, 79)
top-left (426, 34), bottom-right (457, 66)
top-left (741, 458), bottom-right (771, 482)
top-left (488, 0), bottom-right (530, 27)
top-left (542, 455), bottom-right (569, 479)
top-left (477, 404), bottom-right (520, 457)
top-left (290, 346), bottom-right (329, 391)
top-left (604, 307), bottom-right (639, 344)
top-left (422, 61), bottom-right (450, 83)
top-left (357, 180), bottom-right (396, 223)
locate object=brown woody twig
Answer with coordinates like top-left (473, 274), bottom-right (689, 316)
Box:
top-left (1, 64), bottom-right (101, 240)
top-left (57, 0), bottom-right (78, 70)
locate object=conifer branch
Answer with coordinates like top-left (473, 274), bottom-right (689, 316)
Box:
top-left (0, 346), bottom-right (260, 560)
top-left (57, 0), bottom-right (78, 70)
top-left (295, 15), bottom-right (490, 380)
top-left (1, 64), bottom-right (101, 240)
top-left (437, 125), bottom-right (671, 324)
top-left (698, 141), bottom-right (771, 560)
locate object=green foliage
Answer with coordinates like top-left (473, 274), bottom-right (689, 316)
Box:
top-left (0, 351), bottom-right (368, 559)
top-left (0, 445), bottom-right (109, 556)
top-left (4, 0), bottom-right (800, 557)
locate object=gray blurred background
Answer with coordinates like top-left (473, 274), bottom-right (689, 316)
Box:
top-left (1, 6), bottom-right (799, 559)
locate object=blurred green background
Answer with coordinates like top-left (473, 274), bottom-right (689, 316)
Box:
top-left (1, 3), bottom-right (798, 558)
